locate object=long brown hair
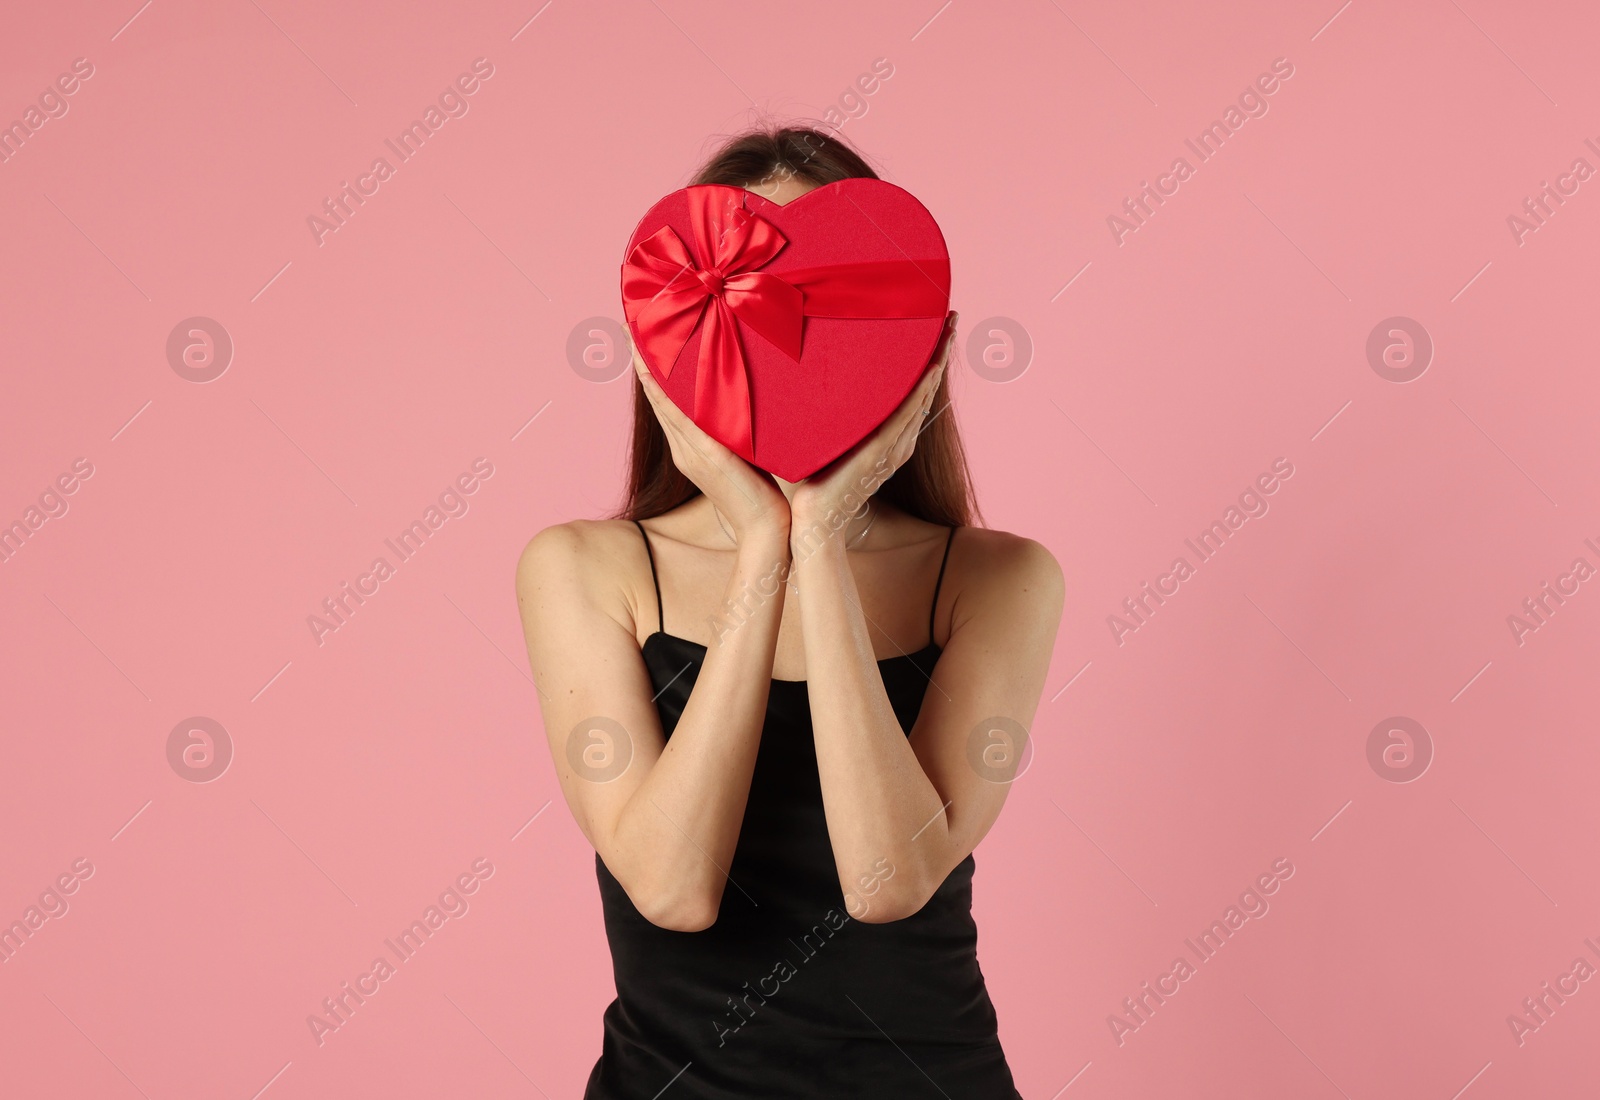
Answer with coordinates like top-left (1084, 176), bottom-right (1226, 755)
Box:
top-left (614, 125), bottom-right (981, 528)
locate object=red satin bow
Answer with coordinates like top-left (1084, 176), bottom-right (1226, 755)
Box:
top-left (621, 185), bottom-right (949, 463)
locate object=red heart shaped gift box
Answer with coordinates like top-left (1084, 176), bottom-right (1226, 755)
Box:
top-left (620, 178), bottom-right (951, 482)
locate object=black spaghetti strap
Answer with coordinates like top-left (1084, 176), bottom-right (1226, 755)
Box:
top-left (632, 519), bottom-right (664, 635)
top-left (929, 525), bottom-right (956, 647)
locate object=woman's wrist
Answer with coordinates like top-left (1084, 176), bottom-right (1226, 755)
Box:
top-left (732, 521), bottom-right (792, 565)
top-left (790, 494), bottom-right (872, 548)
top-left (788, 491), bottom-right (839, 535)
top-left (719, 496), bottom-right (790, 544)
top-left (721, 527), bottom-right (792, 617)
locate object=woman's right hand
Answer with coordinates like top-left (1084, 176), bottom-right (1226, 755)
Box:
top-left (631, 344), bottom-right (791, 543)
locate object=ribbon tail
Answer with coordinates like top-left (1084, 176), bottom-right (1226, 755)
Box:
top-left (695, 298), bottom-right (756, 463)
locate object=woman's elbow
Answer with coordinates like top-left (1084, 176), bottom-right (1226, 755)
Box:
top-left (634, 884), bottom-right (722, 932)
top-left (848, 879), bottom-right (934, 924)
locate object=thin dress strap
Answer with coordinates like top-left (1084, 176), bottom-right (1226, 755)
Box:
top-left (929, 525), bottom-right (956, 648)
top-left (632, 519), bottom-right (664, 635)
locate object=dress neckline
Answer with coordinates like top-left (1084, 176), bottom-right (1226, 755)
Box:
top-left (643, 629), bottom-right (941, 686)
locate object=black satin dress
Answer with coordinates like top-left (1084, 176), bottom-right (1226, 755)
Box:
top-left (583, 521), bottom-right (1020, 1099)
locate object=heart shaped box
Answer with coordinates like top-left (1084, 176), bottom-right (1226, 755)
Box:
top-left (619, 178), bottom-right (951, 482)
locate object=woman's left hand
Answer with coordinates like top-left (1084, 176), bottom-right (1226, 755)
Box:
top-left (790, 310), bottom-right (958, 531)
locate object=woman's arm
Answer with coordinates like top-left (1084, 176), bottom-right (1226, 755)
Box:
top-left (793, 521), bottom-right (1063, 923)
top-left (515, 348), bottom-right (794, 932)
top-left (789, 311), bottom-right (1065, 920)
top-left (516, 519), bottom-right (791, 932)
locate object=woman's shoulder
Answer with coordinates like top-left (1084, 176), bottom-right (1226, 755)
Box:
top-left (946, 524), bottom-right (1064, 606)
top-left (517, 516), bottom-right (648, 571)
top-left (514, 518), bottom-right (651, 619)
top-left (952, 524), bottom-right (1061, 574)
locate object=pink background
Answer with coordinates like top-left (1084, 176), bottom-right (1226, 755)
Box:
top-left (3, 1), bottom-right (1598, 1097)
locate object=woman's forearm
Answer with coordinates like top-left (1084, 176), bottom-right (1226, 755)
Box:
top-left (607, 527), bottom-right (791, 929)
top-left (791, 519), bottom-right (950, 921)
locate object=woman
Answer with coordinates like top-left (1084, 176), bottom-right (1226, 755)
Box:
top-left (516, 126), bottom-right (1063, 1099)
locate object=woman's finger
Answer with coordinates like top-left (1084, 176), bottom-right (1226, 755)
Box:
top-left (633, 348), bottom-right (673, 417)
top-left (633, 347), bottom-right (723, 459)
top-left (878, 359), bottom-right (945, 455)
top-left (632, 351), bottom-right (702, 474)
top-left (634, 352), bottom-right (708, 468)
top-left (935, 311), bottom-right (958, 367)
top-left (631, 344), bottom-right (779, 525)
top-left (649, 383), bottom-right (718, 472)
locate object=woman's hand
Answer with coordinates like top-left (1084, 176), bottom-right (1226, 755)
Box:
top-left (631, 344), bottom-right (791, 543)
top-left (790, 310), bottom-right (958, 532)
